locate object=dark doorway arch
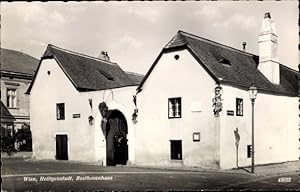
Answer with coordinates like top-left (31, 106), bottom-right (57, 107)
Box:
top-left (105, 110), bottom-right (128, 166)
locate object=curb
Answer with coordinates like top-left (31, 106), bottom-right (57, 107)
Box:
top-left (3, 158), bottom-right (299, 177)
top-left (125, 165), bottom-right (251, 175)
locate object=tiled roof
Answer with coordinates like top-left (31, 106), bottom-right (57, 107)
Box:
top-left (125, 71), bottom-right (145, 85)
top-left (138, 31), bottom-right (299, 96)
top-left (0, 48), bottom-right (39, 75)
top-left (279, 65), bottom-right (299, 96)
top-left (1, 100), bottom-right (15, 120)
top-left (27, 45), bottom-right (138, 93)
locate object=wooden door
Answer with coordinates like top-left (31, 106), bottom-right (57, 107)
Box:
top-left (106, 111), bottom-right (128, 166)
top-left (56, 135), bottom-right (68, 160)
top-left (114, 132), bottom-right (128, 165)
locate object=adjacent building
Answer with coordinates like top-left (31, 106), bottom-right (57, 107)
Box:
top-left (1, 48), bottom-right (39, 151)
top-left (27, 45), bottom-right (143, 164)
top-left (135, 13), bottom-right (299, 169)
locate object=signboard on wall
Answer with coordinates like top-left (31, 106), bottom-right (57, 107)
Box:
top-left (73, 114), bottom-right (81, 118)
top-left (227, 110), bottom-right (234, 116)
top-left (191, 102), bottom-right (202, 112)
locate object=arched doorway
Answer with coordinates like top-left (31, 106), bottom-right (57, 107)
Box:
top-left (105, 110), bottom-right (128, 166)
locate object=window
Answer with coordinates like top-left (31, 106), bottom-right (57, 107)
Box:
top-left (219, 58), bottom-right (231, 66)
top-left (247, 145), bottom-right (252, 158)
top-left (170, 140), bottom-right (182, 160)
top-left (168, 98), bottom-right (181, 118)
top-left (236, 98), bottom-right (243, 116)
top-left (97, 69), bottom-right (114, 81)
top-left (57, 103), bottom-right (65, 120)
top-left (7, 88), bottom-right (17, 108)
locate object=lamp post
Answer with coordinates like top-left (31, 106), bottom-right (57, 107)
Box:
top-left (248, 84), bottom-right (258, 173)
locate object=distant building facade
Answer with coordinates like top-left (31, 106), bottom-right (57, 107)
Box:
top-left (1, 48), bottom-right (39, 151)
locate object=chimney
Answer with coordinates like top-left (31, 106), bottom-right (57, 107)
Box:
top-left (98, 51), bottom-right (110, 61)
top-left (258, 12), bottom-right (280, 84)
top-left (242, 42), bottom-right (247, 51)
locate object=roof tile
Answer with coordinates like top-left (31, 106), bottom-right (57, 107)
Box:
top-left (0, 48), bottom-right (39, 75)
top-left (166, 31), bottom-right (299, 96)
top-left (28, 45), bottom-right (140, 93)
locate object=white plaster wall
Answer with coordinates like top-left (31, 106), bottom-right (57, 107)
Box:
top-left (30, 58), bottom-right (96, 161)
top-left (136, 49), bottom-right (220, 168)
top-left (31, 58), bottom-right (137, 163)
top-left (82, 86), bottom-right (137, 165)
top-left (220, 85), bottom-right (298, 169)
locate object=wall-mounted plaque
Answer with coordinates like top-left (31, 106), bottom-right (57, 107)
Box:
top-left (227, 110), bottom-right (234, 116)
top-left (193, 132), bottom-right (200, 142)
top-left (73, 114), bottom-right (81, 118)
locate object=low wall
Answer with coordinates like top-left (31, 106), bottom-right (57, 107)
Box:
top-left (1, 152), bottom-right (32, 159)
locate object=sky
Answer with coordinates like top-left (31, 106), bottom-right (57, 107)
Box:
top-left (1, 1), bottom-right (298, 74)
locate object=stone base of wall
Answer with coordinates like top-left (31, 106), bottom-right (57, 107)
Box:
top-left (1, 152), bottom-right (32, 159)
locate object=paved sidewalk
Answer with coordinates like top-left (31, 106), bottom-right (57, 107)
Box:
top-left (127, 160), bottom-right (300, 176)
top-left (2, 156), bottom-right (299, 176)
top-left (233, 160), bottom-right (300, 176)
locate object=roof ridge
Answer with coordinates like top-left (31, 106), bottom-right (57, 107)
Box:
top-left (0, 70), bottom-right (35, 76)
top-left (47, 44), bottom-right (118, 66)
top-left (1, 47), bottom-right (39, 60)
top-left (164, 31), bottom-right (187, 48)
top-left (125, 71), bottom-right (145, 76)
top-left (178, 30), bottom-right (257, 57)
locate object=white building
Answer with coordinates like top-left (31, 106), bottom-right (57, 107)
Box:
top-left (27, 45), bottom-right (143, 165)
top-left (28, 13), bottom-right (299, 169)
top-left (135, 12), bottom-right (299, 169)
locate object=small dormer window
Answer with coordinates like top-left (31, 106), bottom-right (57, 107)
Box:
top-left (97, 69), bottom-right (114, 81)
top-left (219, 58), bottom-right (231, 66)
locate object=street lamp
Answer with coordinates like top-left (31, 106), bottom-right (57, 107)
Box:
top-left (248, 84), bottom-right (258, 173)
